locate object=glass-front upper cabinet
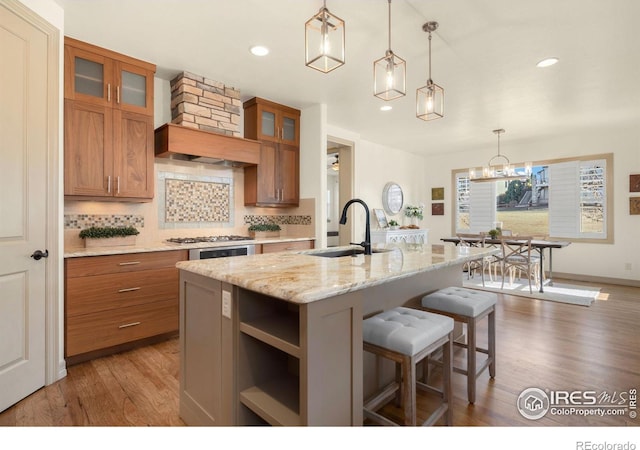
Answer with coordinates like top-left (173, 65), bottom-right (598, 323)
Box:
top-left (260, 109), bottom-right (277, 140)
top-left (244, 98), bottom-right (300, 146)
top-left (64, 37), bottom-right (155, 115)
top-left (280, 111), bottom-right (299, 146)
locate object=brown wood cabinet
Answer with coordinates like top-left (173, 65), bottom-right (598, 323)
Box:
top-left (243, 97), bottom-right (300, 207)
top-left (64, 37), bottom-right (155, 201)
top-left (64, 250), bottom-right (187, 364)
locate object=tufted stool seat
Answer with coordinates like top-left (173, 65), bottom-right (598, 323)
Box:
top-left (421, 286), bottom-right (497, 404)
top-left (362, 307), bottom-right (454, 426)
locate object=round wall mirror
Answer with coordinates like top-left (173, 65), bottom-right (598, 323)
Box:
top-left (382, 182), bottom-right (403, 215)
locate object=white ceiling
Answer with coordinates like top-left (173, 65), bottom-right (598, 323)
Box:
top-left (55, 0), bottom-right (640, 157)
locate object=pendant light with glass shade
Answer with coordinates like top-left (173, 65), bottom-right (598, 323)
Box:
top-left (374, 0), bottom-right (406, 101)
top-left (469, 129), bottom-right (533, 182)
top-left (416, 21), bottom-right (444, 121)
top-left (305, 0), bottom-right (345, 73)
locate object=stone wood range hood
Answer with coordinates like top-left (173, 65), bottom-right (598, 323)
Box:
top-left (154, 72), bottom-right (260, 167)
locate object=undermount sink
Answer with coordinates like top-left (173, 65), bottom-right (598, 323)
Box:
top-left (308, 248), bottom-right (391, 258)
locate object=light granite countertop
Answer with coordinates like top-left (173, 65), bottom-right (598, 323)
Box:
top-left (63, 236), bottom-right (315, 258)
top-left (176, 243), bottom-right (499, 304)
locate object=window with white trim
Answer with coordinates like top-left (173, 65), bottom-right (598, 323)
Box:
top-left (453, 154), bottom-right (611, 242)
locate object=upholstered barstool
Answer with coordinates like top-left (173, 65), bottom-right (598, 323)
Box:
top-left (420, 286), bottom-right (497, 404)
top-left (362, 307), bottom-right (454, 426)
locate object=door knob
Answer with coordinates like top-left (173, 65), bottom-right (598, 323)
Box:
top-left (30, 249), bottom-right (49, 260)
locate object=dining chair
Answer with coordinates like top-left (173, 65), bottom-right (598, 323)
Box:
top-left (479, 232), bottom-right (502, 281)
top-left (499, 236), bottom-right (540, 293)
top-left (457, 233), bottom-right (493, 286)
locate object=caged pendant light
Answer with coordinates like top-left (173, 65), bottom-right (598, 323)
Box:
top-left (305, 0), bottom-right (345, 73)
top-left (416, 21), bottom-right (444, 121)
top-left (374, 0), bottom-right (406, 101)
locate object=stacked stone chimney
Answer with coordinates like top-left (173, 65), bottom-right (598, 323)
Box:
top-left (170, 71), bottom-right (241, 137)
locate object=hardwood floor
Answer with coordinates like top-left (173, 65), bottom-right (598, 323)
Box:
top-left (1, 279), bottom-right (638, 427)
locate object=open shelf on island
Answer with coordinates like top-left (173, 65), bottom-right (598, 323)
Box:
top-left (240, 373), bottom-right (301, 426)
top-left (239, 311), bottom-right (300, 357)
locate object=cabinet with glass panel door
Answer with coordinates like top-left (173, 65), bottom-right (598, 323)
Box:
top-left (64, 37), bottom-right (155, 201)
top-left (243, 97), bottom-right (300, 207)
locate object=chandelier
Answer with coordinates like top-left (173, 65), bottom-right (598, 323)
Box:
top-left (305, 0), bottom-right (345, 73)
top-left (469, 129), bottom-right (532, 182)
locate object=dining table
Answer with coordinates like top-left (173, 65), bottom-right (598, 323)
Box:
top-left (441, 236), bottom-right (571, 293)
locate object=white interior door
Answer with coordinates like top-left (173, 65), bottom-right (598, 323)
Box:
top-left (0, 2), bottom-right (49, 412)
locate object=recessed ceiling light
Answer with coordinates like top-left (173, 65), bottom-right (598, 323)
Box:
top-left (250, 45), bottom-right (269, 56)
top-left (380, 105), bottom-right (393, 111)
top-left (536, 57), bottom-right (559, 68)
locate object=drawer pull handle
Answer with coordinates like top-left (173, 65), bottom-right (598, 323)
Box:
top-left (118, 261), bottom-right (141, 266)
top-left (118, 287), bottom-right (141, 293)
top-left (118, 321), bottom-right (141, 329)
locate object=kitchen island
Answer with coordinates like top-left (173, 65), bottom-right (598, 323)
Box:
top-left (176, 243), bottom-right (497, 426)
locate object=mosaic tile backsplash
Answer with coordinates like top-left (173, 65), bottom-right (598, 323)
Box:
top-left (165, 178), bottom-right (230, 223)
top-left (244, 215), bottom-right (312, 226)
top-left (158, 171), bottom-right (234, 229)
top-left (64, 214), bottom-right (144, 229)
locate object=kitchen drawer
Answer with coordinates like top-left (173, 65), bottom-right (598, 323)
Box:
top-left (261, 240), bottom-right (314, 253)
top-left (66, 267), bottom-right (179, 317)
top-left (65, 298), bottom-right (178, 356)
top-left (65, 250), bottom-right (188, 278)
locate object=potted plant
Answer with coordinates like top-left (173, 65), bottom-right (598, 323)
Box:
top-left (404, 204), bottom-right (424, 228)
top-left (388, 220), bottom-right (399, 230)
top-left (79, 226), bottom-right (139, 248)
top-left (248, 223), bottom-right (281, 238)
top-left (488, 229), bottom-right (499, 239)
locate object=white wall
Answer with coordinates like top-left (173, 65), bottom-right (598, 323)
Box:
top-left (320, 124), bottom-right (431, 246)
top-left (300, 104), bottom-right (326, 247)
top-left (424, 123), bottom-right (640, 283)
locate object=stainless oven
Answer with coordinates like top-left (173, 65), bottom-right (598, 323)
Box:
top-left (189, 244), bottom-right (255, 260)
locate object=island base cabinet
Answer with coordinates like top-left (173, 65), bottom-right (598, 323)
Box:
top-left (301, 293), bottom-right (363, 426)
top-left (178, 272), bottom-right (234, 426)
top-left (178, 269), bottom-right (363, 426)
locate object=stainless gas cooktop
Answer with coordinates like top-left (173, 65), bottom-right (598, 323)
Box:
top-left (166, 235), bottom-right (253, 244)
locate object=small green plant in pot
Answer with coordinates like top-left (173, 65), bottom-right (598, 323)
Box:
top-left (248, 223), bottom-right (281, 238)
top-left (388, 220), bottom-right (399, 229)
top-left (79, 226), bottom-right (139, 248)
top-left (488, 229), bottom-right (499, 239)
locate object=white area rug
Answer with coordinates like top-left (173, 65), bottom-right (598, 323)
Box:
top-left (462, 276), bottom-right (600, 307)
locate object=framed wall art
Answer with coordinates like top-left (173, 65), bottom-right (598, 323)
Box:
top-left (630, 174), bottom-right (640, 193)
top-left (630, 197), bottom-right (640, 215)
top-left (373, 208), bottom-right (389, 228)
top-left (432, 203), bottom-right (444, 216)
top-left (431, 187), bottom-right (444, 201)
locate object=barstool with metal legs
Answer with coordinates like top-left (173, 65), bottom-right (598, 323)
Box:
top-left (420, 286), bottom-right (497, 404)
top-left (362, 306), bottom-right (454, 426)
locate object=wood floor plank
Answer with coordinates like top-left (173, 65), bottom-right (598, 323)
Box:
top-left (1, 277), bottom-right (638, 426)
